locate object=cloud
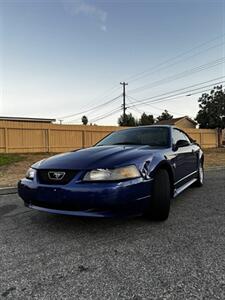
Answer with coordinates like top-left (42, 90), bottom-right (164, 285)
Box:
top-left (63, 0), bottom-right (107, 32)
top-left (101, 24), bottom-right (107, 32)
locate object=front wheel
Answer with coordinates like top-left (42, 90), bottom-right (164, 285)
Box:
top-left (145, 169), bottom-right (171, 221)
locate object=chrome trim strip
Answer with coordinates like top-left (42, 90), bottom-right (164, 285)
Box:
top-left (29, 205), bottom-right (109, 218)
top-left (174, 170), bottom-right (198, 185)
top-left (145, 178), bottom-right (154, 182)
top-left (174, 178), bottom-right (197, 197)
top-left (136, 195), bottom-right (150, 201)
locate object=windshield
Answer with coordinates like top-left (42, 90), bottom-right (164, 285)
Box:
top-left (96, 127), bottom-right (170, 147)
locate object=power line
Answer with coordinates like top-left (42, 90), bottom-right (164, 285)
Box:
top-left (60, 82), bottom-right (127, 123)
top-left (129, 85), bottom-right (224, 107)
top-left (59, 94), bottom-right (122, 120)
top-left (65, 103), bottom-right (121, 124)
top-left (62, 80), bottom-right (128, 124)
top-left (57, 34), bottom-right (225, 123)
top-left (89, 107), bottom-right (122, 123)
top-left (82, 85), bottom-right (120, 108)
top-left (127, 95), bottom-right (190, 117)
top-left (59, 84), bottom-right (121, 120)
top-left (129, 57), bottom-right (225, 94)
top-left (128, 87), bottom-right (224, 107)
top-left (124, 33), bottom-right (225, 83)
top-left (127, 79), bottom-right (225, 107)
top-left (127, 41), bottom-right (225, 85)
top-left (57, 33), bottom-right (225, 123)
top-left (128, 77), bottom-right (225, 105)
top-left (66, 78), bottom-right (225, 124)
top-left (126, 98), bottom-right (143, 114)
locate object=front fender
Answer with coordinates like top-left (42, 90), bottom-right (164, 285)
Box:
top-left (150, 160), bottom-right (175, 181)
top-left (139, 155), bottom-right (175, 184)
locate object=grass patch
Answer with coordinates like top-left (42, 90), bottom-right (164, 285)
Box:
top-left (0, 154), bottom-right (24, 167)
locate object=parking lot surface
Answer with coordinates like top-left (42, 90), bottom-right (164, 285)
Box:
top-left (0, 169), bottom-right (225, 300)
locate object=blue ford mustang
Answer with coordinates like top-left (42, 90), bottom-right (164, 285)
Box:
top-left (18, 125), bottom-right (204, 220)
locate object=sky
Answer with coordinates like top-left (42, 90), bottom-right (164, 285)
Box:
top-left (1, 0), bottom-right (225, 125)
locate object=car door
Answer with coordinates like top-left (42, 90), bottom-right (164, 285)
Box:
top-left (172, 128), bottom-right (198, 187)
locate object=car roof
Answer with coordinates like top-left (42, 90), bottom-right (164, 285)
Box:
top-left (117, 125), bottom-right (175, 131)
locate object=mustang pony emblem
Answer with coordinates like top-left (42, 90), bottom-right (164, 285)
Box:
top-left (48, 171), bottom-right (66, 181)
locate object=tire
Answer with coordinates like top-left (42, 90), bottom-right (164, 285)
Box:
top-left (194, 161), bottom-right (204, 187)
top-left (146, 169), bottom-right (171, 221)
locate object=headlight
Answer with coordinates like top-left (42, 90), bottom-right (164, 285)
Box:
top-left (26, 168), bottom-right (36, 180)
top-left (83, 165), bottom-right (140, 181)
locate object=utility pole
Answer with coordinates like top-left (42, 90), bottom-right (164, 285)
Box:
top-left (120, 82), bottom-right (128, 120)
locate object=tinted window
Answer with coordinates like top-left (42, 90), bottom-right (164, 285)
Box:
top-left (96, 127), bottom-right (170, 147)
top-left (173, 129), bottom-right (191, 145)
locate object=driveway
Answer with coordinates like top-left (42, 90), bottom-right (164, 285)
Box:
top-left (0, 169), bottom-right (225, 299)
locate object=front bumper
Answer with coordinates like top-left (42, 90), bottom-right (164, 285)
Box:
top-left (18, 177), bottom-right (152, 218)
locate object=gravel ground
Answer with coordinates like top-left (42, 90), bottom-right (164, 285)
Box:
top-left (0, 169), bottom-right (225, 299)
top-left (0, 154), bottom-right (50, 188)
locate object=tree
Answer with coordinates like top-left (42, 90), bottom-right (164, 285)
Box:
top-left (195, 86), bottom-right (225, 129)
top-left (156, 110), bottom-right (173, 122)
top-left (139, 113), bottom-right (155, 126)
top-left (81, 115), bottom-right (88, 125)
top-left (118, 113), bottom-right (137, 126)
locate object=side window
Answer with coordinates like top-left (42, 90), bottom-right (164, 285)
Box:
top-left (173, 129), bottom-right (190, 145)
top-left (181, 131), bottom-right (191, 144)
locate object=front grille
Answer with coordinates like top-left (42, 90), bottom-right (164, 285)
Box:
top-left (37, 170), bottom-right (77, 185)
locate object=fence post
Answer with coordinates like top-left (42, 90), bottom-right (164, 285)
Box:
top-left (91, 131), bottom-right (93, 146)
top-left (82, 130), bottom-right (85, 148)
top-left (45, 129), bottom-right (51, 153)
top-left (48, 129), bottom-right (51, 152)
top-left (217, 128), bottom-right (222, 148)
top-left (199, 131), bottom-right (202, 147)
top-left (4, 128), bottom-right (8, 153)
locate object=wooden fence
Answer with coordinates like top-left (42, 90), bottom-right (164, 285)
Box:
top-left (0, 120), bottom-right (219, 153)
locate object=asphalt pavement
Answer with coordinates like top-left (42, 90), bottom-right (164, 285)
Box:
top-left (0, 169), bottom-right (225, 300)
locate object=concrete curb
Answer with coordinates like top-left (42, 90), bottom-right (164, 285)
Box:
top-left (0, 187), bottom-right (17, 195)
top-left (205, 166), bottom-right (225, 171)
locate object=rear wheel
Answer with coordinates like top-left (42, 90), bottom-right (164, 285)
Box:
top-left (194, 161), bottom-right (204, 187)
top-left (146, 169), bottom-right (171, 221)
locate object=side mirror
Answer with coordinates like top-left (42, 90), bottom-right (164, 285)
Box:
top-left (173, 139), bottom-right (189, 151)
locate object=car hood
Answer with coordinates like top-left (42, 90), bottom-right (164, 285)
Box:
top-left (33, 145), bottom-right (158, 170)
